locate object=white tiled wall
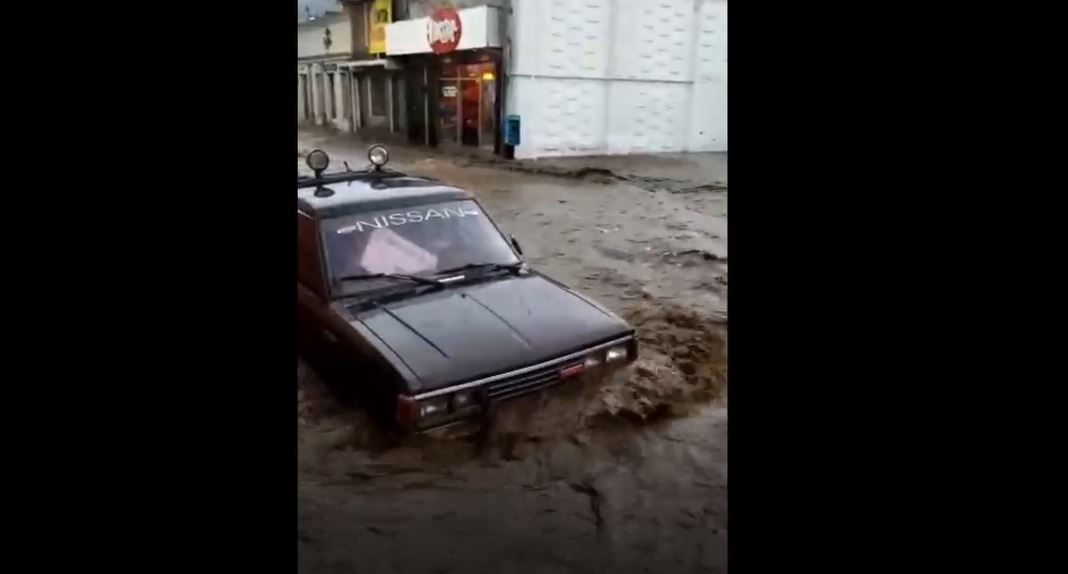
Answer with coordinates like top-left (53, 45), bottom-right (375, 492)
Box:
top-left (688, 0), bottom-right (728, 151)
top-left (606, 82), bottom-right (691, 154)
top-left (511, 77), bottom-right (607, 155)
top-left (611, 0), bottom-right (694, 82)
top-left (509, 0), bottom-right (727, 158)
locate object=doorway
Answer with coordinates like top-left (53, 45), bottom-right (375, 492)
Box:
top-left (437, 61), bottom-right (497, 151)
top-left (406, 61), bottom-right (430, 146)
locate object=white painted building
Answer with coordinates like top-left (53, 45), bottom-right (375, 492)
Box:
top-left (300, 0), bottom-right (728, 159)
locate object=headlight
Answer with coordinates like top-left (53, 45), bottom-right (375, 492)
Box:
top-left (605, 345), bottom-right (629, 363)
top-left (450, 391), bottom-right (476, 410)
top-left (584, 354), bottom-right (602, 369)
top-left (397, 392), bottom-right (478, 429)
top-left (419, 396), bottom-right (449, 418)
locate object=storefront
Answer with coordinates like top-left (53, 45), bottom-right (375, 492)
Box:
top-left (386, 5), bottom-right (503, 154)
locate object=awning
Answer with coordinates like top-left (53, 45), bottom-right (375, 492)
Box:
top-left (338, 58), bottom-right (402, 70)
top-left (298, 58), bottom-right (402, 72)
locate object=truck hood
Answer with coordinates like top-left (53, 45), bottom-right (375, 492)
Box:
top-left (352, 274), bottom-right (631, 393)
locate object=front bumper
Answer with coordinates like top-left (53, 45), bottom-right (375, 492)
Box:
top-left (396, 334), bottom-right (637, 432)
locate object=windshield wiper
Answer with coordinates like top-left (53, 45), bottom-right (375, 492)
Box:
top-left (336, 273), bottom-right (444, 286)
top-left (435, 262), bottom-right (524, 276)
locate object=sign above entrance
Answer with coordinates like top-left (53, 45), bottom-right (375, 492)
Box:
top-left (428, 7), bottom-right (462, 54)
top-left (385, 5), bottom-right (500, 56)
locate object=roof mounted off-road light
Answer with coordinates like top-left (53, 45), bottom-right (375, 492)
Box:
top-left (306, 149), bottom-right (330, 178)
top-left (368, 144), bottom-right (389, 171)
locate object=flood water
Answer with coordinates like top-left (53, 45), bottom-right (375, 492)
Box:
top-left (298, 130), bottom-right (728, 573)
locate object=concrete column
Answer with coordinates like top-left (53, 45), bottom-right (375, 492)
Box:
top-left (310, 65), bottom-right (324, 125)
top-left (423, 65), bottom-right (431, 146)
top-left (346, 72), bottom-right (356, 132)
top-left (318, 71), bottom-right (331, 125)
top-left (356, 72), bottom-right (365, 129)
top-left (297, 73), bottom-right (306, 121)
top-left (387, 74), bottom-right (395, 132)
top-left (396, 76), bottom-right (407, 134)
top-left (366, 74), bottom-right (374, 121)
top-left (334, 71), bottom-right (351, 132)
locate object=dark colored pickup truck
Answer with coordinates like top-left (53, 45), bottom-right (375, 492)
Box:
top-left (297, 147), bottom-right (637, 431)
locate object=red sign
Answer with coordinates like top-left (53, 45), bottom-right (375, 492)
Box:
top-left (427, 7), bottom-right (462, 54)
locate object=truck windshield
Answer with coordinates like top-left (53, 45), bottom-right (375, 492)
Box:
top-left (320, 200), bottom-right (519, 292)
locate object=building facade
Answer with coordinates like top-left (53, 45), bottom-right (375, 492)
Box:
top-left (297, 1), bottom-right (404, 140)
top-left (386, 1), bottom-right (506, 152)
top-left (298, 0), bottom-right (728, 159)
top-left (508, 0), bottom-right (727, 158)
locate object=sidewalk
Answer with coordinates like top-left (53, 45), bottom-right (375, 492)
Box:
top-left (298, 127), bottom-right (727, 190)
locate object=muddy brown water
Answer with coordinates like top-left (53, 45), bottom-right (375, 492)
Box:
top-left (298, 131), bottom-right (728, 574)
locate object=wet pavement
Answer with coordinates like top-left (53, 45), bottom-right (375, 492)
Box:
top-left (297, 128), bottom-right (728, 573)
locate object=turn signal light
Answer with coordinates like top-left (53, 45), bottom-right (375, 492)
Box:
top-left (559, 363), bottom-right (585, 379)
top-left (396, 395), bottom-right (417, 428)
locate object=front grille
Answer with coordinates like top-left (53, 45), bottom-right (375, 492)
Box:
top-left (485, 360), bottom-right (582, 401)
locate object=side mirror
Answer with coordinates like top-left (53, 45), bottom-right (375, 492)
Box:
top-left (510, 235), bottom-right (524, 256)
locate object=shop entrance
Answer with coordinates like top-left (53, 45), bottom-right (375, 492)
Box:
top-left (437, 61), bottom-right (497, 151)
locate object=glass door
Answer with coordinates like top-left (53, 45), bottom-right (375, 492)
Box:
top-left (437, 59), bottom-right (499, 150)
top-left (438, 79), bottom-right (460, 146)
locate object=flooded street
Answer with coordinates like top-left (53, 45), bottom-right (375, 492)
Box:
top-left (298, 129), bottom-right (728, 573)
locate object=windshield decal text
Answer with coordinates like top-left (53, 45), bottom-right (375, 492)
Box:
top-left (336, 206), bottom-right (480, 234)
